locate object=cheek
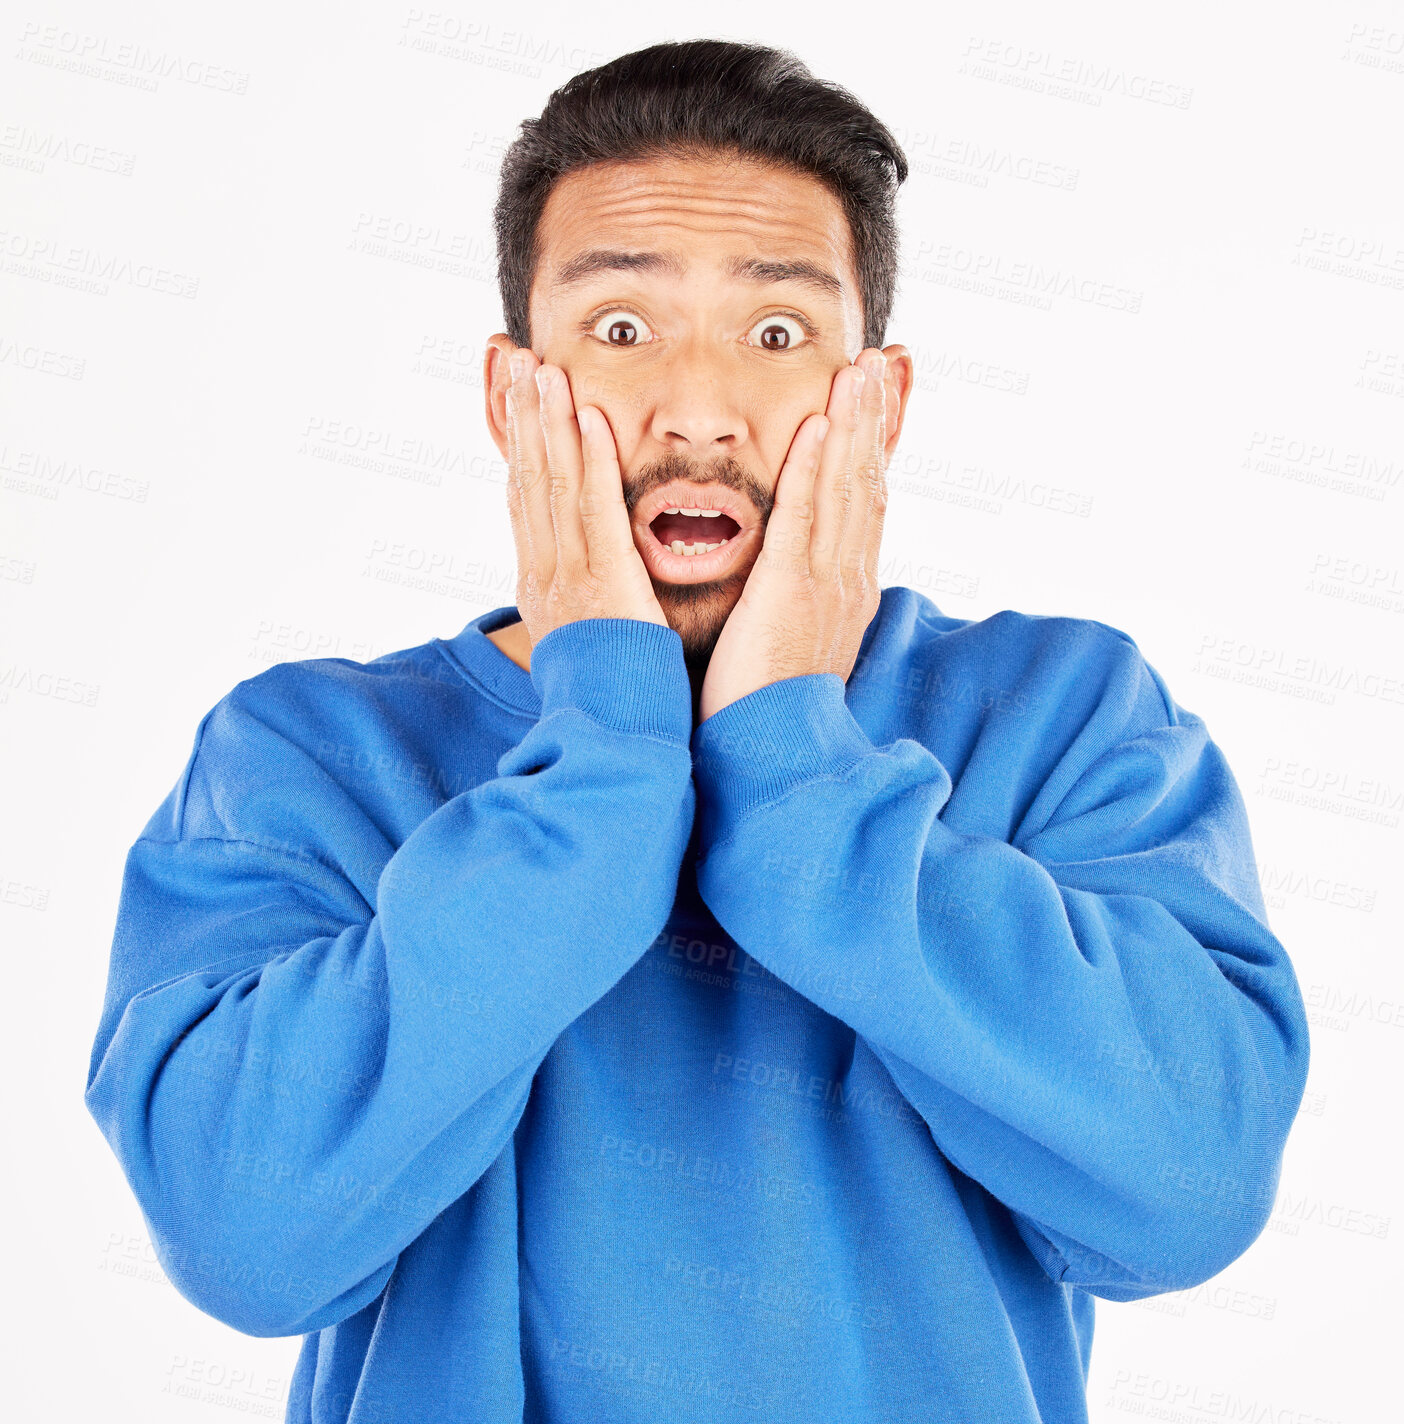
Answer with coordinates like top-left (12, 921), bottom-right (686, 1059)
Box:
top-left (563, 362), bottom-right (648, 425)
top-left (750, 378), bottom-right (838, 461)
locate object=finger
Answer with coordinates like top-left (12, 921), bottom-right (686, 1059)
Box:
top-left (575, 405), bottom-right (635, 574)
top-left (809, 360), bottom-right (867, 576)
top-left (536, 363), bottom-right (588, 577)
top-left (844, 350), bottom-right (888, 583)
top-left (502, 357), bottom-right (536, 573)
top-left (758, 412), bottom-right (830, 581)
top-left (503, 408), bottom-right (529, 590)
top-left (505, 349), bottom-right (557, 590)
top-left (862, 364), bottom-right (892, 588)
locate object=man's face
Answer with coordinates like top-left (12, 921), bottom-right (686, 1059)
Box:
top-left (485, 151), bottom-right (911, 665)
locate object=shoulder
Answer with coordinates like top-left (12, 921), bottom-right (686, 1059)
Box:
top-left (874, 587), bottom-right (1174, 728)
top-left (147, 637), bottom-right (474, 849)
top-left (875, 588), bottom-right (1199, 842)
top-left (980, 608), bottom-right (1173, 719)
top-left (202, 638), bottom-right (466, 755)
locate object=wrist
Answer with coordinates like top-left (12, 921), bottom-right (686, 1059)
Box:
top-left (531, 617), bottom-right (693, 743)
top-left (690, 673), bottom-right (874, 840)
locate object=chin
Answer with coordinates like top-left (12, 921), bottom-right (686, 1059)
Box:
top-left (653, 572), bottom-right (745, 667)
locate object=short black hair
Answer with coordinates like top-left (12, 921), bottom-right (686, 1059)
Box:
top-left (493, 39), bottom-right (908, 353)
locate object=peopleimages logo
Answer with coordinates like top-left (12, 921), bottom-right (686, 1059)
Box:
top-left (958, 36), bottom-right (1194, 109)
top-left (0, 228), bottom-right (199, 298)
top-left (15, 22), bottom-right (250, 94)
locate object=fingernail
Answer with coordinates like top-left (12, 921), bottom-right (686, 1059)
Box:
top-left (864, 353), bottom-right (886, 379)
top-left (534, 365), bottom-right (554, 393)
top-left (509, 352), bottom-right (529, 381)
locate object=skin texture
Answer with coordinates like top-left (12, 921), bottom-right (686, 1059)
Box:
top-left (481, 151), bottom-right (914, 722)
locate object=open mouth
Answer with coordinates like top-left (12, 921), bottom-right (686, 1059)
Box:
top-left (646, 506), bottom-right (743, 556)
top-left (638, 498), bottom-right (755, 582)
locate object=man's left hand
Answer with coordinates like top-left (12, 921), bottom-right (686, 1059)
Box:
top-left (698, 347), bottom-right (892, 724)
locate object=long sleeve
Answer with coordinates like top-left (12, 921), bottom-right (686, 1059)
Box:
top-left (84, 617), bottom-right (695, 1338)
top-left (688, 626), bottom-right (1310, 1303)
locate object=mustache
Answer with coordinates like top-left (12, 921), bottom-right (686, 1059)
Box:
top-left (621, 449), bottom-right (773, 526)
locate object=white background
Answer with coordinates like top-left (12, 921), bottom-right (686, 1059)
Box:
top-left (3, 2), bottom-right (1401, 1419)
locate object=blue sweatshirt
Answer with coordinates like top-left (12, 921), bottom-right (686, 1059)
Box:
top-left (84, 585), bottom-right (1310, 1424)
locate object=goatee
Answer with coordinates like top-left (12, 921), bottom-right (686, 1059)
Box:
top-left (622, 447), bottom-right (773, 673)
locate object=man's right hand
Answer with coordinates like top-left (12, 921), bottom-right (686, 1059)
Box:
top-left (504, 348), bottom-right (669, 652)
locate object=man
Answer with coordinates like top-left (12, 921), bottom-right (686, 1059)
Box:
top-left (85, 38), bottom-right (1311, 1424)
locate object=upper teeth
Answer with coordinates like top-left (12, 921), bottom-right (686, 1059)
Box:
top-left (663, 507), bottom-right (722, 517)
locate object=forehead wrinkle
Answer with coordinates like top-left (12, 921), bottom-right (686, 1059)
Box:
top-left (543, 171), bottom-right (848, 248)
top-left (545, 216), bottom-right (851, 294)
top-left (552, 164), bottom-right (812, 213)
top-left (581, 191), bottom-right (809, 223)
top-left (553, 190), bottom-right (835, 237)
top-left (550, 247), bottom-right (845, 303)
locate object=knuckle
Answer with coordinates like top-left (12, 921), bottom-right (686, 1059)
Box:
top-left (513, 458), bottom-right (544, 491)
top-left (577, 488), bottom-right (615, 521)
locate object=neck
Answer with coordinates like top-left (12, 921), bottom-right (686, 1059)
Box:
top-left (685, 659), bottom-right (706, 729)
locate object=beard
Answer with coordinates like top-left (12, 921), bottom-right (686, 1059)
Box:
top-left (622, 447), bottom-right (773, 674)
top-left (652, 572), bottom-right (746, 672)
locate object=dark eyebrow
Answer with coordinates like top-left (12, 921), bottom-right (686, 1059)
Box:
top-left (550, 248), bottom-right (843, 299)
top-left (723, 255), bottom-right (844, 299)
top-left (552, 248), bottom-right (686, 287)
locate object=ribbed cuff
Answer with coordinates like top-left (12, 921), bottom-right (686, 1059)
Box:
top-left (690, 673), bottom-right (875, 845)
top-left (529, 617), bottom-right (693, 742)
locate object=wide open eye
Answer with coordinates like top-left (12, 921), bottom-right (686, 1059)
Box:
top-left (588, 311), bottom-right (655, 346)
top-left (746, 314), bottom-right (810, 352)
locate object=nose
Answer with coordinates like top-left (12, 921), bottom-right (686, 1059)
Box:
top-left (647, 340), bottom-right (749, 454)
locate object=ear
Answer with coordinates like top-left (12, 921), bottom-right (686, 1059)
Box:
top-left (483, 333), bottom-right (529, 461)
top-left (879, 343), bottom-right (914, 459)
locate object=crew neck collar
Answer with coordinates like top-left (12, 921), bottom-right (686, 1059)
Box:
top-left (434, 588), bottom-right (910, 720)
top-left (436, 605), bottom-right (541, 716)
